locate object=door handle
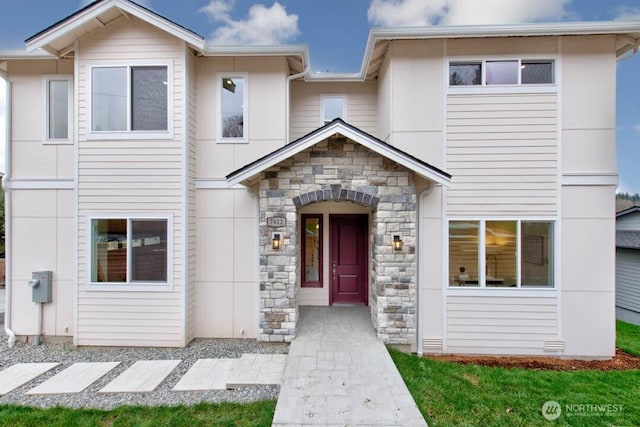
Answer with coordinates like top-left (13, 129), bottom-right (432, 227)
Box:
top-left (332, 260), bottom-right (337, 281)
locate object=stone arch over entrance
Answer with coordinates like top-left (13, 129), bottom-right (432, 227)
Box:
top-left (257, 136), bottom-right (418, 346)
top-left (293, 186), bottom-right (380, 210)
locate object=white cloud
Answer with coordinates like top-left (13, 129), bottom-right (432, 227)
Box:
top-left (368, 0), bottom-right (570, 27)
top-left (200, 1), bottom-right (299, 45)
top-left (633, 124), bottom-right (640, 135)
top-left (614, 6), bottom-right (640, 21)
top-left (199, 0), bottom-right (234, 21)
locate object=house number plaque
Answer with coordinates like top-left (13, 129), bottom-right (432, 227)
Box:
top-left (267, 217), bottom-right (286, 227)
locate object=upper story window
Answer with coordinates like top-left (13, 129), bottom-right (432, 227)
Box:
top-left (449, 59), bottom-right (554, 86)
top-left (89, 63), bottom-right (170, 138)
top-left (449, 219), bottom-right (554, 288)
top-left (44, 75), bottom-right (73, 143)
top-left (90, 215), bottom-right (172, 288)
top-left (322, 95), bottom-right (346, 125)
top-left (218, 73), bottom-right (248, 142)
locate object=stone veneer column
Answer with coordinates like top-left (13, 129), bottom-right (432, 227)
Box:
top-left (257, 138), bottom-right (418, 345)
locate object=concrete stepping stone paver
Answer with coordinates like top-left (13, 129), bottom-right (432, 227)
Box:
top-left (226, 354), bottom-right (286, 388)
top-left (172, 358), bottom-right (235, 391)
top-left (26, 362), bottom-right (120, 395)
top-left (0, 363), bottom-right (59, 396)
top-left (99, 360), bottom-right (180, 394)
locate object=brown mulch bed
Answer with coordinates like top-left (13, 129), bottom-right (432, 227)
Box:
top-left (425, 349), bottom-right (640, 371)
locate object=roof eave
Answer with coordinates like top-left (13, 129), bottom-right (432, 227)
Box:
top-left (25, 0), bottom-right (205, 55)
top-left (0, 49), bottom-right (58, 60)
top-left (226, 119), bottom-right (451, 187)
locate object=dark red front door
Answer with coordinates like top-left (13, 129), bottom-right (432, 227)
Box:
top-left (330, 215), bottom-right (368, 305)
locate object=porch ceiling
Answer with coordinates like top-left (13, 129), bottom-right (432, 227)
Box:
top-left (226, 118), bottom-right (451, 187)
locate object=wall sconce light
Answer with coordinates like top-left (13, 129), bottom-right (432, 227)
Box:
top-left (272, 233), bottom-right (282, 250)
top-left (393, 235), bottom-right (403, 251)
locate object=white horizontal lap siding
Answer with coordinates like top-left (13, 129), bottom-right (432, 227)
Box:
top-left (76, 16), bottom-right (186, 347)
top-left (289, 81), bottom-right (377, 140)
top-left (616, 249), bottom-right (640, 313)
top-left (447, 93), bottom-right (558, 216)
top-left (447, 295), bottom-right (558, 355)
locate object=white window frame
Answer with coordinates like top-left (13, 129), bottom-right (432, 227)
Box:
top-left (87, 213), bottom-right (174, 292)
top-left (447, 56), bottom-right (557, 93)
top-left (87, 60), bottom-right (174, 140)
top-left (447, 218), bottom-right (555, 290)
top-left (320, 94), bottom-right (347, 125)
top-left (217, 72), bottom-right (249, 143)
top-left (43, 74), bottom-right (73, 144)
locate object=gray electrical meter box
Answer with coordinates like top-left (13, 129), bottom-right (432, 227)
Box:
top-left (29, 271), bottom-right (53, 303)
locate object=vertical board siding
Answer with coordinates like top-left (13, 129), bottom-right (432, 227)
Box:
top-left (289, 81), bottom-right (378, 141)
top-left (446, 93), bottom-right (558, 216)
top-left (447, 295), bottom-right (558, 355)
top-left (76, 16), bottom-right (185, 347)
top-left (616, 249), bottom-right (640, 313)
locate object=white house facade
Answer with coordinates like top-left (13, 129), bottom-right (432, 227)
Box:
top-left (2, 0), bottom-right (639, 358)
top-left (616, 206), bottom-right (640, 326)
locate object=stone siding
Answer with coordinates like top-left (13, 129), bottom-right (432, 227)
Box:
top-left (258, 137), bottom-right (417, 345)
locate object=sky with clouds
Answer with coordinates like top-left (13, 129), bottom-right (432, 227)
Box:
top-left (1, 0), bottom-right (640, 191)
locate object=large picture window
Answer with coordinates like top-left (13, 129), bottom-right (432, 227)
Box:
top-left (219, 73), bottom-right (247, 141)
top-left (91, 217), bottom-right (169, 285)
top-left (91, 65), bottom-right (168, 133)
top-left (449, 219), bottom-right (554, 288)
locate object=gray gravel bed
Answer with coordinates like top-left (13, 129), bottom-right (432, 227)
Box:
top-left (0, 333), bottom-right (288, 409)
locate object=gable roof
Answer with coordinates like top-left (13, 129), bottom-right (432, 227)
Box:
top-left (617, 205), bottom-right (640, 218)
top-left (617, 230), bottom-right (640, 250)
top-left (226, 118), bottom-right (451, 186)
top-left (25, 0), bottom-right (205, 57)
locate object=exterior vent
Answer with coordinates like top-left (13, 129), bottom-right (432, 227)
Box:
top-left (544, 339), bottom-right (565, 352)
top-left (422, 338), bottom-right (443, 352)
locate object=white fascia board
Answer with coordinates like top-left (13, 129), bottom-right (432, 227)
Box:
top-left (26, 0), bottom-right (205, 53)
top-left (227, 121), bottom-right (451, 187)
top-left (204, 44), bottom-right (308, 58)
top-left (0, 49), bottom-right (57, 60)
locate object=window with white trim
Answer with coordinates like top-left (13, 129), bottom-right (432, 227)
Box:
top-left (44, 75), bottom-right (73, 142)
top-left (218, 73), bottom-right (247, 141)
top-left (449, 60), bottom-right (554, 86)
top-left (90, 65), bottom-right (168, 133)
top-left (90, 217), bottom-right (170, 285)
top-left (449, 220), bottom-right (554, 288)
top-left (321, 95), bottom-right (346, 125)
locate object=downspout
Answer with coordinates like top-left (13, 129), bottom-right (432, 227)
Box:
top-left (0, 70), bottom-right (16, 347)
top-left (285, 65), bottom-right (309, 144)
top-left (416, 188), bottom-right (432, 357)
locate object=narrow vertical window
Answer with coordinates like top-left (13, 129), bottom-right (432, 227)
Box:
top-left (302, 215), bottom-right (323, 287)
top-left (48, 80), bottom-right (69, 139)
top-left (322, 95), bottom-right (346, 124)
top-left (220, 75), bottom-right (246, 139)
top-left (521, 222), bottom-right (554, 287)
top-left (449, 221), bottom-right (480, 286)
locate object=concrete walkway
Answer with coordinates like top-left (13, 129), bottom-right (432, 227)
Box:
top-left (272, 306), bottom-right (427, 426)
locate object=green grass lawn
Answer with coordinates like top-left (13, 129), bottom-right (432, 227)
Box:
top-left (392, 320), bottom-right (640, 427)
top-left (617, 319), bottom-right (640, 356)
top-left (0, 400), bottom-right (276, 427)
top-left (1, 322), bottom-right (639, 426)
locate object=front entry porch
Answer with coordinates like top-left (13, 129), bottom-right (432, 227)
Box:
top-left (226, 119), bottom-right (451, 347)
